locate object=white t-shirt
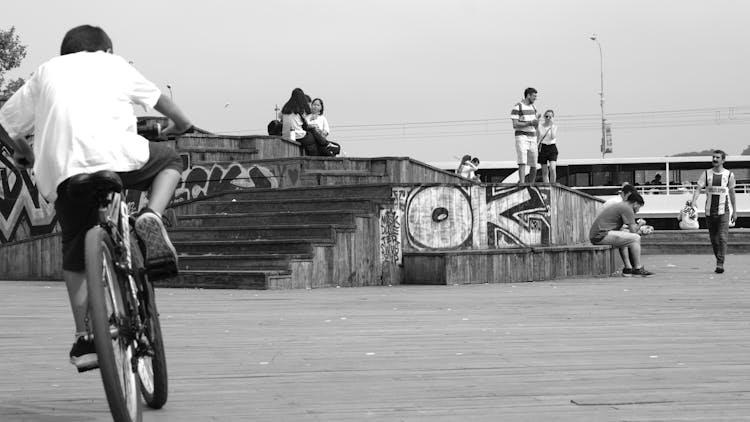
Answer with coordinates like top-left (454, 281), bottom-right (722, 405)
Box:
top-left (307, 114), bottom-right (330, 135)
top-left (458, 161), bottom-right (477, 179)
top-left (0, 51), bottom-right (161, 202)
top-left (537, 123), bottom-right (557, 145)
top-left (281, 114), bottom-right (306, 140)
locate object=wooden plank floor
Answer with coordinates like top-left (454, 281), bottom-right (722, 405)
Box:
top-left (1, 254), bottom-right (749, 421)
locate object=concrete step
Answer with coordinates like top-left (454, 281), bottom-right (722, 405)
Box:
top-left (645, 229), bottom-right (750, 241)
top-left (179, 253), bottom-right (311, 270)
top-left (402, 245), bottom-right (615, 285)
top-left (207, 184), bottom-right (394, 202)
top-left (301, 173), bottom-right (386, 186)
top-left (642, 241), bottom-right (750, 254)
top-left (182, 149), bottom-right (259, 162)
top-left (174, 239), bottom-right (324, 255)
top-left (172, 137), bottom-right (260, 150)
top-left (301, 158), bottom-right (374, 171)
top-left (176, 210), bottom-right (360, 227)
top-left (159, 269), bottom-right (292, 289)
top-left (192, 198), bottom-right (377, 214)
top-left (168, 224), bottom-right (346, 241)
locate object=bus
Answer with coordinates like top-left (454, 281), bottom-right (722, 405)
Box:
top-left (432, 155), bottom-right (750, 229)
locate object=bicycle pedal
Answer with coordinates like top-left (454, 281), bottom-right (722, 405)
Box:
top-left (146, 259), bottom-right (178, 281)
top-left (75, 361), bottom-right (100, 373)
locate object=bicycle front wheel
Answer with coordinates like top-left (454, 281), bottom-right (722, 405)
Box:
top-left (85, 226), bottom-right (142, 422)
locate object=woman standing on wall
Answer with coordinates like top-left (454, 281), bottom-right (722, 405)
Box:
top-left (537, 109), bottom-right (559, 183)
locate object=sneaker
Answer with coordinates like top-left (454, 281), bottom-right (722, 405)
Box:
top-left (621, 267), bottom-right (633, 277)
top-left (135, 208), bottom-right (178, 278)
top-left (715, 265), bottom-right (725, 274)
top-left (69, 336), bottom-right (98, 372)
top-left (631, 267), bottom-right (654, 277)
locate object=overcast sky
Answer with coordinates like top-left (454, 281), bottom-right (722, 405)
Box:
top-left (3, 0), bottom-right (750, 163)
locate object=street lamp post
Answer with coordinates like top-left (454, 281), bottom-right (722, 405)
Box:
top-left (590, 34), bottom-right (607, 158)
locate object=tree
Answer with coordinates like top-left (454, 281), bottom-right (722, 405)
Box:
top-left (0, 26), bottom-right (28, 100)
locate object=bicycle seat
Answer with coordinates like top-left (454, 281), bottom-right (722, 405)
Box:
top-left (67, 170), bottom-right (124, 200)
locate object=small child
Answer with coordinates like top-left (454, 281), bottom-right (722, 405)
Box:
top-left (0, 25), bottom-right (193, 372)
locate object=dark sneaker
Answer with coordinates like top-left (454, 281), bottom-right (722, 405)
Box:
top-left (715, 266), bottom-right (725, 274)
top-left (621, 267), bottom-right (633, 277)
top-left (69, 336), bottom-right (98, 373)
top-left (631, 267), bottom-right (654, 277)
top-left (135, 208), bottom-right (178, 278)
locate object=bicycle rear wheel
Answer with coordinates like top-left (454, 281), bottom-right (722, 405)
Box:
top-left (136, 268), bottom-right (169, 409)
top-left (85, 226), bottom-right (142, 422)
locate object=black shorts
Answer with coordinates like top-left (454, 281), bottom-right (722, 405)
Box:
top-left (537, 143), bottom-right (559, 164)
top-left (55, 142), bottom-right (183, 271)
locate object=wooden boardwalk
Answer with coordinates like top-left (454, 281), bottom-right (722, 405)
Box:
top-left (1, 254), bottom-right (749, 421)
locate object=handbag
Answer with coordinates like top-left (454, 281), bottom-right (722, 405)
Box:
top-left (298, 113), bottom-right (309, 131)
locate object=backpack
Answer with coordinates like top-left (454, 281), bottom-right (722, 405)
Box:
top-left (324, 141), bottom-right (341, 157)
top-left (267, 119), bottom-right (283, 136)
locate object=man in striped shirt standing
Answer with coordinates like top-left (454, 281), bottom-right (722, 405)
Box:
top-left (690, 150), bottom-right (737, 273)
top-left (510, 87), bottom-right (540, 183)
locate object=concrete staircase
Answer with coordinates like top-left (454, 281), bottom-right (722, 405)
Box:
top-left (162, 185), bottom-right (395, 289)
top-left (641, 229), bottom-right (750, 254)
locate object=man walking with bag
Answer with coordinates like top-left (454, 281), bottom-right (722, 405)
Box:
top-left (690, 150), bottom-right (737, 273)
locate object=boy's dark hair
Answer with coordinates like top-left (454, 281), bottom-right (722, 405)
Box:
top-left (281, 88), bottom-right (311, 115)
top-left (627, 191), bottom-right (645, 206)
top-left (524, 87), bottom-right (537, 98)
top-left (471, 157), bottom-right (480, 165)
top-left (713, 149), bottom-right (726, 160)
top-left (60, 25), bottom-right (113, 55)
top-left (312, 98), bottom-right (325, 114)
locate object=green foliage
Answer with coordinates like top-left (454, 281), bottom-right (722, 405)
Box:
top-left (0, 26), bottom-right (28, 99)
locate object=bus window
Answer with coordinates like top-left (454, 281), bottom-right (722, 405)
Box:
top-left (680, 169), bottom-right (704, 185)
top-left (592, 170), bottom-right (613, 186)
top-left (634, 170), bottom-right (647, 185)
top-left (730, 167), bottom-right (749, 181)
top-left (573, 172), bottom-right (590, 187)
top-left (618, 171), bottom-right (633, 185)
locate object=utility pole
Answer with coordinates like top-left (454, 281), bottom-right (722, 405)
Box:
top-left (590, 34), bottom-right (609, 158)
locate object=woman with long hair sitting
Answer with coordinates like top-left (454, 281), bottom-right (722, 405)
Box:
top-left (280, 88), bottom-right (334, 156)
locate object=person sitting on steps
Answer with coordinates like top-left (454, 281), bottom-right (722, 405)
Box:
top-left (589, 191), bottom-right (654, 277)
top-left (280, 88), bottom-right (337, 156)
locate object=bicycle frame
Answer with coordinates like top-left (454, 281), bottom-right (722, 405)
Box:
top-left (97, 190), bottom-right (152, 371)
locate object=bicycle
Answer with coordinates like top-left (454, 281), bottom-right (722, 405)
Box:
top-left (67, 170), bottom-right (173, 422)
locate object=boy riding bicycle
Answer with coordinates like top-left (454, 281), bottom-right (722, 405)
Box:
top-left (0, 25), bottom-right (192, 372)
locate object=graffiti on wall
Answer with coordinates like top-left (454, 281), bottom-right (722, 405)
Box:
top-left (406, 186), bottom-right (473, 250)
top-left (0, 155), bottom-right (58, 243)
top-left (486, 185), bottom-right (550, 247)
top-left (379, 187), bottom-right (409, 265)
top-left (389, 184), bottom-right (551, 253)
top-left (0, 158), bottom-right (278, 244)
top-left (379, 209), bottom-right (401, 264)
top-left (173, 162), bottom-right (276, 203)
